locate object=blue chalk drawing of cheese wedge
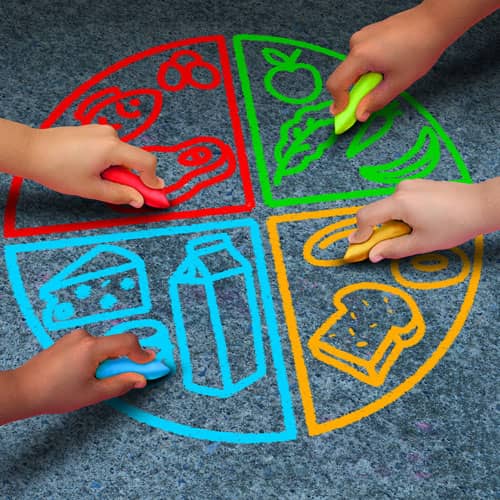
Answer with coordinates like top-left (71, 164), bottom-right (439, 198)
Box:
top-left (40, 244), bottom-right (151, 331)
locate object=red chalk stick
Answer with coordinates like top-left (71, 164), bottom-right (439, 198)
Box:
top-left (101, 166), bottom-right (170, 209)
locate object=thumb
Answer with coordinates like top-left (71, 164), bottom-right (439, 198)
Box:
top-left (96, 373), bottom-right (147, 400)
top-left (356, 76), bottom-right (405, 122)
top-left (368, 234), bottom-right (421, 262)
top-left (326, 56), bottom-right (368, 115)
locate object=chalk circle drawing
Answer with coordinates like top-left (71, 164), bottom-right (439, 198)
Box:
top-left (169, 233), bottom-right (266, 398)
top-left (302, 216), bottom-right (357, 267)
top-left (308, 282), bottom-right (426, 387)
top-left (391, 247), bottom-right (471, 290)
top-left (5, 219), bottom-right (296, 444)
top-left (262, 48), bottom-right (323, 105)
top-left (267, 206), bottom-right (482, 436)
top-left (5, 35), bottom-right (254, 238)
top-left (234, 34), bottom-right (472, 207)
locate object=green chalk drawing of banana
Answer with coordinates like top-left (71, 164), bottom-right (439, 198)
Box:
top-left (358, 125), bottom-right (441, 184)
top-left (262, 47), bottom-right (323, 105)
top-left (346, 100), bottom-right (403, 159)
top-left (274, 101), bottom-right (336, 186)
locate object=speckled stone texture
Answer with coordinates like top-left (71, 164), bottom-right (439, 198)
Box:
top-left (0, 1), bottom-right (498, 498)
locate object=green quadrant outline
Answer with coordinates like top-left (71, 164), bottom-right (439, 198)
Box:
top-left (233, 34), bottom-right (472, 208)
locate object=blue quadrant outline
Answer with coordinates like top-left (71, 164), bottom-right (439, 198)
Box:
top-left (4, 218), bottom-right (297, 444)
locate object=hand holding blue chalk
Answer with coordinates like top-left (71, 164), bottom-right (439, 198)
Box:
top-left (96, 357), bottom-right (171, 381)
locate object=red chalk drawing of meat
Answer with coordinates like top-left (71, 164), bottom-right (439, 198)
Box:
top-left (148, 137), bottom-right (236, 205)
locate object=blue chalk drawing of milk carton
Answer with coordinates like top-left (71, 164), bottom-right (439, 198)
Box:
top-left (40, 244), bottom-right (151, 331)
top-left (169, 233), bottom-right (266, 398)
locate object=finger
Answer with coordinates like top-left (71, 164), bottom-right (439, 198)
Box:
top-left (63, 328), bottom-right (91, 344)
top-left (94, 333), bottom-right (154, 364)
top-left (95, 373), bottom-right (148, 400)
top-left (369, 233), bottom-right (422, 262)
top-left (92, 178), bottom-right (145, 208)
top-left (349, 198), bottom-right (399, 243)
top-left (112, 143), bottom-right (163, 189)
top-left (326, 56), bottom-right (369, 115)
top-left (356, 74), bottom-right (408, 122)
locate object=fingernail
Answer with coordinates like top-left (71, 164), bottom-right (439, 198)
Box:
top-left (371, 254), bottom-right (384, 263)
top-left (156, 176), bottom-right (165, 188)
top-left (129, 199), bottom-right (142, 208)
top-left (329, 104), bottom-right (336, 115)
top-left (360, 111), bottom-right (370, 121)
top-left (134, 380), bottom-right (146, 389)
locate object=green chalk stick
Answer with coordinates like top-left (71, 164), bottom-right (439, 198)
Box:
top-left (334, 72), bottom-right (383, 135)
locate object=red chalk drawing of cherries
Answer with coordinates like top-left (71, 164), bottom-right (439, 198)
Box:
top-left (157, 50), bottom-right (221, 92)
top-left (263, 48), bottom-right (322, 105)
top-left (74, 86), bottom-right (163, 142)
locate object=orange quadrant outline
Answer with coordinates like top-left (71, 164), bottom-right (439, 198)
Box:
top-left (267, 207), bottom-right (483, 435)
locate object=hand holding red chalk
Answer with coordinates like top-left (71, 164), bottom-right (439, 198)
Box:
top-left (102, 166), bottom-right (170, 209)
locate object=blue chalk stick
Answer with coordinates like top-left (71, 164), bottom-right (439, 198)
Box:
top-left (96, 357), bottom-right (171, 381)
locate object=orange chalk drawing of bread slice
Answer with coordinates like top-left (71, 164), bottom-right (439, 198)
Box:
top-left (308, 282), bottom-right (425, 386)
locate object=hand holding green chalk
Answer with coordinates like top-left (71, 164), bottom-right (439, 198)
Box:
top-left (334, 72), bottom-right (383, 135)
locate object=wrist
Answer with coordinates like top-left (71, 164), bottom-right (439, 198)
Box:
top-left (419, 0), bottom-right (499, 48)
top-left (476, 178), bottom-right (500, 235)
top-left (0, 368), bottom-right (34, 425)
top-left (403, 3), bottom-right (452, 57)
top-left (0, 119), bottom-right (37, 178)
top-left (22, 127), bottom-right (45, 181)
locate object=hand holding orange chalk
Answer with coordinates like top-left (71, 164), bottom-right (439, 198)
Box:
top-left (343, 220), bottom-right (411, 263)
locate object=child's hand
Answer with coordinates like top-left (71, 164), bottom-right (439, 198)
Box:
top-left (326, 4), bottom-right (444, 121)
top-left (348, 179), bottom-right (487, 262)
top-left (26, 124), bottom-right (163, 208)
top-left (11, 329), bottom-right (155, 420)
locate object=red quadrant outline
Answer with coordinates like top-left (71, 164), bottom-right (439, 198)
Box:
top-left (4, 35), bottom-right (255, 238)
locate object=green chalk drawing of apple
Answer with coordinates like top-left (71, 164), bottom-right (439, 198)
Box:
top-left (263, 48), bottom-right (323, 105)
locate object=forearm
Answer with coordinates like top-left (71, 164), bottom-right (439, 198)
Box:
top-left (420, 0), bottom-right (500, 48)
top-left (0, 118), bottom-right (36, 178)
top-left (477, 177), bottom-right (500, 235)
top-left (0, 369), bottom-right (32, 425)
